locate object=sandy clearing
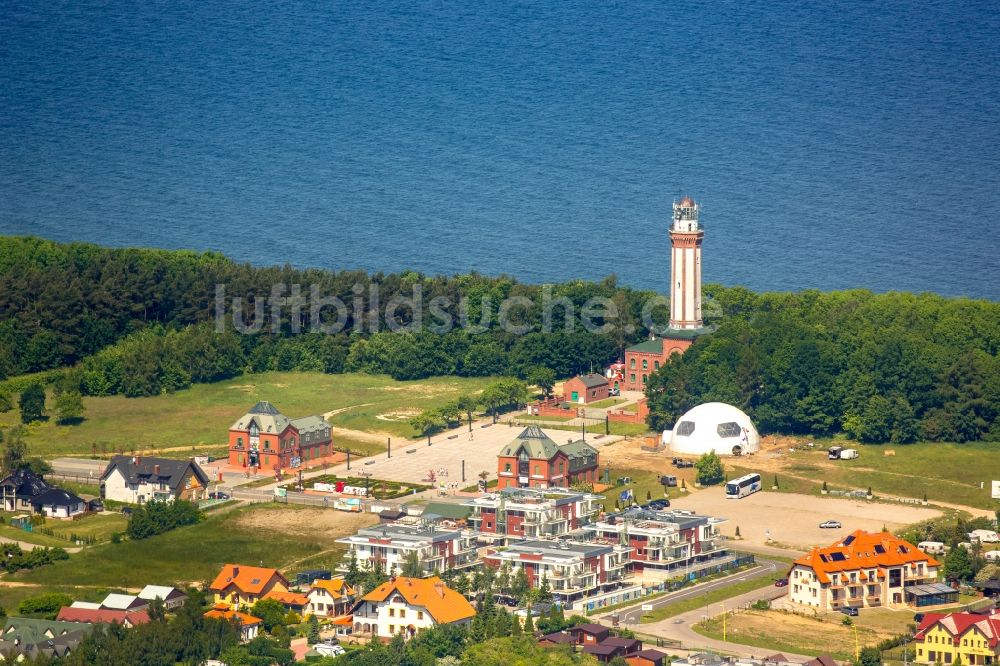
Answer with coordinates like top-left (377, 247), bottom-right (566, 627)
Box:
top-left (232, 507), bottom-right (378, 540)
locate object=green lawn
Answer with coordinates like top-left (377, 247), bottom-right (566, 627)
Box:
top-left (587, 397), bottom-right (627, 409)
top-left (0, 522), bottom-right (69, 548)
top-left (8, 504), bottom-right (343, 590)
top-left (49, 513), bottom-right (129, 543)
top-left (517, 414), bottom-right (576, 423)
top-left (639, 565), bottom-right (779, 623)
top-left (596, 467), bottom-right (679, 511)
top-left (2, 372), bottom-right (497, 459)
top-left (769, 441), bottom-right (1000, 509)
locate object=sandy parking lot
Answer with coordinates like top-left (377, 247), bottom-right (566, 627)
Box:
top-left (670, 486), bottom-right (941, 551)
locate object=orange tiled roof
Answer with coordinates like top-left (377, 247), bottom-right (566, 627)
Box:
top-left (793, 530), bottom-right (938, 584)
top-left (311, 578), bottom-right (354, 598)
top-left (209, 563), bottom-right (287, 594)
top-left (264, 590), bottom-right (309, 607)
top-left (204, 608), bottom-right (263, 626)
top-left (361, 576), bottom-right (475, 625)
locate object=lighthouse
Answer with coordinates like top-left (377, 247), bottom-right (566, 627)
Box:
top-left (669, 196), bottom-right (704, 329)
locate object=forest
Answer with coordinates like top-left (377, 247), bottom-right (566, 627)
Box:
top-left (1, 236), bottom-right (997, 443)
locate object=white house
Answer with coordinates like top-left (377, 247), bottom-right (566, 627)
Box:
top-left (307, 578), bottom-right (354, 618)
top-left (137, 585), bottom-right (187, 610)
top-left (351, 576), bottom-right (475, 639)
top-left (100, 456), bottom-right (209, 504)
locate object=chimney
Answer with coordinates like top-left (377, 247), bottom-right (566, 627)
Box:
top-left (434, 581), bottom-right (445, 598)
top-left (154, 465), bottom-right (161, 475)
top-left (233, 566), bottom-right (239, 577)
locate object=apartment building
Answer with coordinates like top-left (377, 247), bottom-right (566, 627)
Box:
top-left (483, 539), bottom-right (631, 604)
top-left (582, 508), bottom-right (728, 576)
top-left (465, 488), bottom-right (602, 541)
top-left (336, 523), bottom-right (477, 575)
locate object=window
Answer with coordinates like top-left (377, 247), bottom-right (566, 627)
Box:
top-left (399, 609), bottom-right (406, 618)
top-left (676, 421), bottom-right (695, 436)
top-left (418, 611), bottom-right (424, 620)
top-left (717, 422), bottom-right (742, 438)
top-left (504, 463), bottom-right (511, 472)
top-left (559, 462), bottom-right (564, 474)
top-left (534, 465), bottom-right (540, 475)
top-left (388, 624), bottom-right (394, 633)
top-left (389, 608), bottom-right (395, 617)
top-left (630, 373), bottom-right (636, 382)
top-left (642, 359), bottom-right (648, 369)
top-left (654, 361), bottom-right (660, 370)
top-left (630, 358), bottom-right (636, 369)
top-left (642, 374), bottom-right (647, 384)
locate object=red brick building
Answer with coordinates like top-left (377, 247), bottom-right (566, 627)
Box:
top-left (227, 401), bottom-right (332, 470)
top-left (496, 426), bottom-right (599, 490)
top-left (563, 374), bottom-right (610, 404)
top-left (623, 333), bottom-right (701, 392)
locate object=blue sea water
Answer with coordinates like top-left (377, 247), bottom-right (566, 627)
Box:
top-left (1, 1), bottom-right (998, 299)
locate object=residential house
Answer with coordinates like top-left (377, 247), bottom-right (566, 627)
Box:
top-left (496, 426), bottom-right (599, 490)
top-left (582, 508), bottom-right (728, 577)
top-left (914, 608), bottom-right (1000, 664)
top-left (137, 585), bottom-right (187, 610)
top-left (204, 604), bottom-right (262, 642)
top-left (227, 401), bottom-right (332, 469)
top-left (0, 617), bottom-right (92, 662)
top-left (465, 487), bottom-right (602, 542)
top-left (99, 593), bottom-right (148, 612)
top-left (307, 578), bottom-right (355, 618)
top-left (563, 374), bottom-right (610, 404)
top-left (210, 564), bottom-right (289, 609)
top-left (584, 643), bottom-right (626, 663)
top-left (568, 623), bottom-right (609, 645)
top-left (351, 576), bottom-right (476, 640)
top-left (57, 607), bottom-right (150, 627)
top-left (789, 530), bottom-right (942, 610)
top-left (336, 523), bottom-right (477, 575)
top-left (100, 455), bottom-right (209, 504)
top-left (628, 649), bottom-right (670, 666)
top-left (0, 469), bottom-right (85, 518)
top-left (263, 590), bottom-right (309, 615)
top-left (483, 539), bottom-right (631, 604)
top-left (538, 630), bottom-right (579, 647)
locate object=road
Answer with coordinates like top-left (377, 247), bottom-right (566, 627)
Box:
top-left (605, 558), bottom-right (783, 625)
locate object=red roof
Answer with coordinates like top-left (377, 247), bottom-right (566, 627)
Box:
top-left (57, 607), bottom-right (151, 626)
top-left (915, 610), bottom-right (1000, 647)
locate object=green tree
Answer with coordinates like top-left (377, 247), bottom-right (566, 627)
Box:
top-left (410, 411), bottom-right (445, 444)
top-left (522, 607), bottom-right (534, 634)
top-left (1, 427), bottom-right (28, 475)
top-left (402, 549), bottom-right (423, 577)
top-left (18, 592), bottom-right (73, 618)
top-left (456, 394), bottom-right (479, 429)
top-left (18, 383), bottom-right (45, 424)
top-left (857, 647), bottom-right (882, 666)
top-left (251, 598), bottom-right (287, 633)
top-left (527, 367), bottom-right (556, 399)
top-left (0, 391), bottom-right (12, 413)
top-left (695, 451), bottom-right (725, 486)
top-left (307, 614), bottom-right (320, 643)
top-left (54, 389), bottom-right (85, 425)
top-left (943, 545), bottom-right (975, 582)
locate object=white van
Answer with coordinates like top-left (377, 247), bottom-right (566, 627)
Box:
top-left (839, 449), bottom-right (859, 460)
top-left (918, 541), bottom-right (946, 555)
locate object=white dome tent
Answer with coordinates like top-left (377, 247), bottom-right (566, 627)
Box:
top-left (668, 402), bottom-right (760, 456)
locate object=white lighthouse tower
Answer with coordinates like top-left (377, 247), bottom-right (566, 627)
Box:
top-left (669, 196), bottom-right (704, 329)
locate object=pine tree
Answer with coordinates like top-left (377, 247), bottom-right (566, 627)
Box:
top-left (307, 614), bottom-right (320, 643)
top-left (523, 607), bottom-right (534, 634)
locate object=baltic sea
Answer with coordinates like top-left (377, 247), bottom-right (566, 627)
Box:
top-left (1, 1), bottom-right (997, 298)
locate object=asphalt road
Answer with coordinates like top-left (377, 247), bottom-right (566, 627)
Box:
top-left (605, 558), bottom-right (783, 624)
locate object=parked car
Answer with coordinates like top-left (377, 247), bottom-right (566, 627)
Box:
top-left (819, 520), bottom-right (842, 529)
top-left (840, 606), bottom-right (859, 617)
top-left (610, 387), bottom-right (620, 396)
top-left (314, 643), bottom-right (345, 657)
top-left (121, 506), bottom-right (133, 516)
top-left (774, 578), bottom-right (789, 587)
top-left (644, 499), bottom-right (671, 510)
top-left (87, 499), bottom-right (104, 512)
top-left (208, 491), bottom-right (231, 500)
top-left (671, 458), bottom-right (694, 468)
top-left (660, 475), bottom-right (678, 487)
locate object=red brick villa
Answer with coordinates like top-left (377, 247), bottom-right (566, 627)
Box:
top-left (496, 426), bottom-right (599, 489)
top-left (227, 401), bottom-right (332, 470)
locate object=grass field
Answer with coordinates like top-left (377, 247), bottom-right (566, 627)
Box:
top-left (587, 397), bottom-right (627, 409)
top-left (695, 606), bottom-right (906, 660)
top-left (0, 372), bottom-right (497, 459)
top-left (5, 503), bottom-right (361, 595)
top-left (596, 467), bottom-right (679, 510)
top-left (516, 419), bottom-right (650, 437)
top-left (639, 565), bottom-right (780, 623)
top-left (760, 441), bottom-right (1000, 509)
